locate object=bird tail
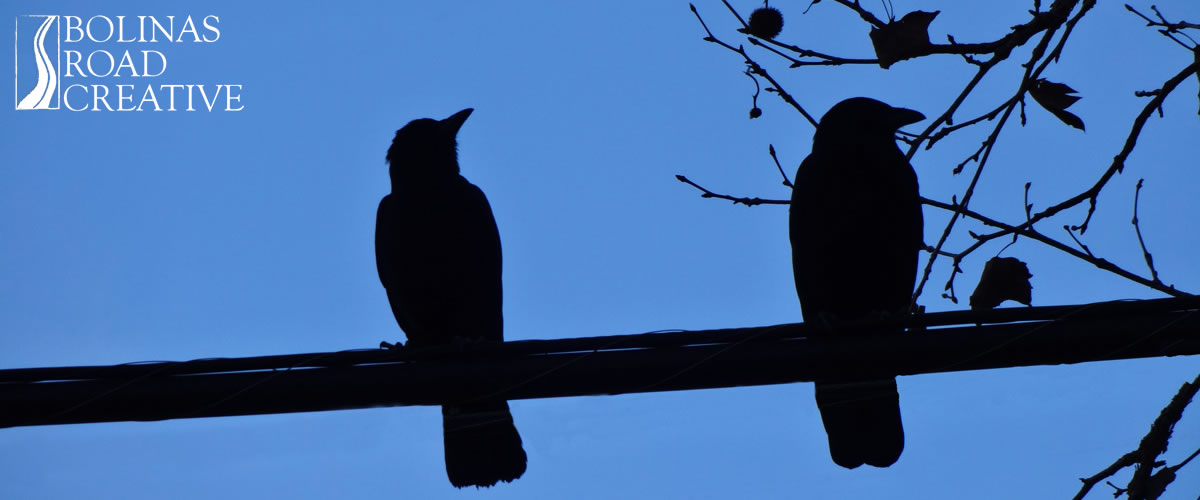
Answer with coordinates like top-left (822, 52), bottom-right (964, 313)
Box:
top-left (814, 378), bottom-right (904, 469)
top-left (442, 401), bottom-right (527, 488)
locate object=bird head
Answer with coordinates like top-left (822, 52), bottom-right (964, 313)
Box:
top-left (386, 108), bottom-right (474, 178)
top-left (813, 97), bottom-right (924, 146)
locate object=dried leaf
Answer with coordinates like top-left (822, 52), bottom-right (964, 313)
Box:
top-left (969, 257), bottom-right (1033, 310)
top-left (868, 10), bottom-right (940, 69)
top-left (1029, 78), bottom-right (1086, 131)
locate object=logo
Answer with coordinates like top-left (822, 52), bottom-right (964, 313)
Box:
top-left (13, 14), bottom-right (243, 112)
top-left (14, 15), bottom-right (59, 109)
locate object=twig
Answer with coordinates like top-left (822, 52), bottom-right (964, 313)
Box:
top-left (922, 197), bottom-right (1182, 295)
top-left (675, 175), bottom-right (787, 207)
top-left (1070, 450), bottom-right (1132, 500)
top-left (690, 4), bottom-right (819, 126)
top-left (924, 244), bottom-right (959, 259)
top-left (759, 38), bottom-right (879, 67)
top-left (1126, 4), bottom-right (1200, 50)
top-left (904, 50), bottom-right (1009, 159)
top-left (831, 0), bottom-right (887, 28)
top-left (718, 0), bottom-right (747, 27)
top-left (926, 96), bottom-right (1019, 148)
top-left (1177, 446), bottom-right (1200, 470)
top-left (768, 144), bottom-right (792, 187)
top-left (726, 0), bottom-right (880, 65)
top-left (1131, 179), bottom-right (1162, 285)
top-left (1063, 225), bottom-right (1094, 258)
top-left (1024, 182), bottom-right (1034, 222)
top-left (675, 171), bottom-right (1190, 297)
top-left (1023, 60), bottom-right (1198, 234)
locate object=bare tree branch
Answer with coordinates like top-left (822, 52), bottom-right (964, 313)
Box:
top-left (1076, 373), bottom-right (1200, 500)
top-left (690, 4), bottom-right (819, 126)
top-left (675, 175), bottom-right (787, 207)
top-left (686, 3), bottom-right (1200, 497)
top-left (1131, 179), bottom-right (1163, 286)
top-left (675, 175), bottom-right (1190, 297)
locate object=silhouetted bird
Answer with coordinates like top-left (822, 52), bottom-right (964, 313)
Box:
top-left (375, 108), bottom-right (527, 487)
top-left (789, 97), bottom-right (924, 469)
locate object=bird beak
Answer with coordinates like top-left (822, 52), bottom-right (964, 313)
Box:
top-left (891, 107), bottom-right (925, 128)
top-left (441, 108), bottom-right (474, 136)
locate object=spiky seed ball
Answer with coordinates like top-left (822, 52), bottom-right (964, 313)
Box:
top-left (749, 107), bottom-right (763, 119)
top-left (748, 7), bottom-right (784, 39)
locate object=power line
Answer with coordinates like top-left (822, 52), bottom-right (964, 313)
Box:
top-left (2, 297), bottom-right (1198, 428)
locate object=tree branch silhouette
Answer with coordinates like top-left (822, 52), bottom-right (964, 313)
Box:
top-left (1073, 373), bottom-right (1200, 500)
top-left (684, 0), bottom-right (1197, 301)
top-left (690, 3), bottom-right (818, 126)
top-left (684, 2), bottom-right (1198, 496)
top-left (676, 169), bottom-right (1185, 298)
top-left (1131, 179), bottom-right (1162, 286)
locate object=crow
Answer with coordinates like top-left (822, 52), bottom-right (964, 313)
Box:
top-left (789, 97), bottom-right (924, 469)
top-left (375, 108), bottom-right (527, 487)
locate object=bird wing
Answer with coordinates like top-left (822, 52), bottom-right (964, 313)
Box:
top-left (376, 194), bottom-right (431, 338)
top-left (790, 144), bottom-right (922, 322)
top-left (447, 180), bottom-right (504, 342)
top-left (374, 181), bottom-right (504, 345)
top-left (789, 150), bottom-right (845, 322)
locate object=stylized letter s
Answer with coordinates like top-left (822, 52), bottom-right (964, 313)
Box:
top-left (202, 15), bottom-right (220, 42)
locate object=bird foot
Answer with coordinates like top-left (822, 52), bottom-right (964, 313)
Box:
top-left (379, 340), bottom-right (406, 351)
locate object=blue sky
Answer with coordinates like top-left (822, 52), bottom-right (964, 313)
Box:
top-left (2, 1), bottom-right (1198, 498)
